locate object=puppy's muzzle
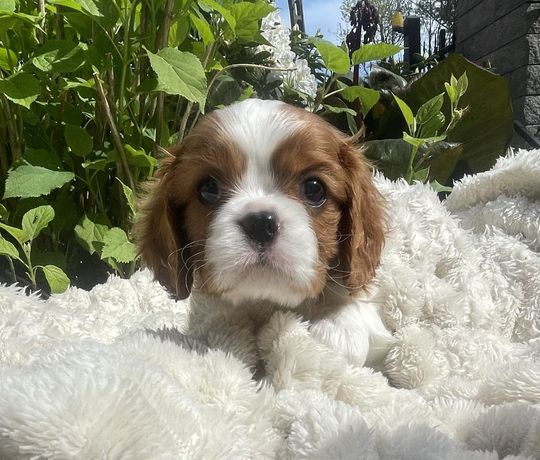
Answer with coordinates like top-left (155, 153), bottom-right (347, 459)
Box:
top-left (238, 211), bottom-right (280, 248)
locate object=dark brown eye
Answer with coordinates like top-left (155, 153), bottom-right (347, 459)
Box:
top-left (301, 178), bottom-right (326, 207)
top-left (198, 176), bottom-right (221, 205)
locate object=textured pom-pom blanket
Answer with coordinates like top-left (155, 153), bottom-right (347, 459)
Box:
top-left (0, 150), bottom-right (539, 459)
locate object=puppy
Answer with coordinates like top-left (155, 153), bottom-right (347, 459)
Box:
top-left (136, 99), bottom-right (393, 366)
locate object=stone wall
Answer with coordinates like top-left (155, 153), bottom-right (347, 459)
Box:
top-left (456, 0), bottom-right (540, 141)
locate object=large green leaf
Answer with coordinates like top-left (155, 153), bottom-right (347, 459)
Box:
top-left (341, 85), bottom-right (380, 117)
top-left (22, 205), bottom-right (55, 241)
top-left (101, 227), bottom-right (138, 263)
top-left (363, 139), bottom-right (412, 180)
top-left (364, 138), bottom-right (465, 184)
top-left (404, 54), bottom-right (512, 173)
top-left (146, 47), bottom-right (207, 110)
top-left (32, 40), bottom-right (88, 73)
top-left (4, 165), bottom-right (75, 198)
top-left (351, 43), bottom-right (402, 66)
top-left (311, 38), bottom-right (350, 75)
top-left (0, 72), bottom-right (40, 108)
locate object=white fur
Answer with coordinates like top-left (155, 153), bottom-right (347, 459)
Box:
top-left (206, 193), bottom-right (319, 306)
top-left (0, 149), bottom-right (539, 459)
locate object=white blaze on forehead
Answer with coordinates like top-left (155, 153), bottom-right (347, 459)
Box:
top-left (214, 99), bottom-right (305, 193)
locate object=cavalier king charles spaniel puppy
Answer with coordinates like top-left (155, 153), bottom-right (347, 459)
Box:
top-left (136, 99), bottom-right (393, 367)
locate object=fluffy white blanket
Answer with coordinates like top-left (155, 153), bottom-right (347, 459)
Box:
top-left (1, 150), bottom-right (539, 459)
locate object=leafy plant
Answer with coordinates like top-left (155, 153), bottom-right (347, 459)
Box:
top-left (0, 0), bottom-right (280, 292)
top-left (392, 71), bottom-right (467, 188)
top-left (0, 205), bottom-right (69, 293)
top-left (363, 54), bottom-right (513, 186)
top-left (307, 38), bottom-right (401, 126)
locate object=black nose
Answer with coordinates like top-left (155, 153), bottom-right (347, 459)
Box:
top-left (239, 211), bottom-right (279, 246)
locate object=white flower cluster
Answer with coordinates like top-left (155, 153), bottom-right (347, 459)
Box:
top-left (259, 6), bottom-right (318, 100)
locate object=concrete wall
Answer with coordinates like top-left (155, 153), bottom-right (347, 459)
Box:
top-left (456, 0), bottom-right (540, 141)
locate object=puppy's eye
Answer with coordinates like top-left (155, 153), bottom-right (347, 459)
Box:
top-left (301, 178), bottom-right (326, 207)
top-left (198, 176), bottom-right (221, 205)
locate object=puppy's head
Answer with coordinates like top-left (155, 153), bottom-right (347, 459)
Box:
top-left (136, 99), bottom-right (384, 306)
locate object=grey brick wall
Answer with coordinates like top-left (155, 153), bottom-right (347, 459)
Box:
top-left (456, 0), bottom-right (540, 142)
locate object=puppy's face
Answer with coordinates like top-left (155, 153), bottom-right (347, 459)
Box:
top-left (136, 99), bottom-right (384, 307)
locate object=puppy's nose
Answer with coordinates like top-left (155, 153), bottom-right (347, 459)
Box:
top-left (239, 211), bottom-right (279, 246)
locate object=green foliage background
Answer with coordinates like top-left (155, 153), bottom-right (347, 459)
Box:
top-left (0, 0), bottom-right (512, 294)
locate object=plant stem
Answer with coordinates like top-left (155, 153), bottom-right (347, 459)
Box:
top-left (93, 72), bottom-right (135, 191)
top-left (154, 0), bottom-right (175, 149)
top-left (405, 144), bottom-right (419, 183)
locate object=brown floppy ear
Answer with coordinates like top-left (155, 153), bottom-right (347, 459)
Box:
top-left (336, 141), bottom-right (386, 294)
top-left (134, 153), bottom-right (193, 299)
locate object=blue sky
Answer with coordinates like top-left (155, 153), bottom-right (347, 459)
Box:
top-left (274, 0), bottom-right (343, 43)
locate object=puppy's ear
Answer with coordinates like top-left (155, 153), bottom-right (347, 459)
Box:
top-left (135, 153), bottom-right (193, 299)
top-left (336, 141), bottom-right (385, 294)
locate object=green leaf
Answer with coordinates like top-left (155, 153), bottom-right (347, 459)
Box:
top-left (311, 38), bottom-right (350, 75)
top-left (412, 167), bottom-right (430, 183)
top-left (430, 180), bottom-right (453, 193)
top-left (0, 72), bottom-right (40, 109)
top-left (41, 265), bottom-right (70, 293)
top-left (0, 47), bottom-right (17, 71)
top-left (32, 40), bottom-right (88, 73)
top-left (101, 227), bottom-right (138, 263)
top-left (230, 1), bottom-right (275, 41)
top-left (416, 93), bottom-right (444, 125)
top-left (64, 124), bottom-right (93, 156)
top-left (393, 94), bottom-right (415, 134)
top-left (22, 205), bottom-right (55, 241)
top-left (22, 148), bottom-right (63, 170)
top-left (146, 47), bottom-right (207, 111)
top-left (168, 16), bottom-right (191, 47)
top-left (351, 43), bottom-right (402, 66)
top-left (0, 11), bottom-right (40, 30)
top-left (4, 166), bottom-right (75, 199)
top-left (199, 0), bottom-right (236, 31)
top-left (445, 81), bottom-right (456, 103)
top-left (425, 142), bottom-right (464, 184)
top-left (0, 223), bottom-right (30, 245)
top-left (0, 236), bottom-right (19, 260)
top-left (0, 0), bottom-right (15, 13)
top-left (404, 54), bottom-right (513, 173)
top-left (403, 132), bottom-right (446, 148)
top-left (420, 111), bottom-right (445, 138)
top-left (456, 72), bottom-right (468, 97)
top-left (118, 179), bottom-right (136, 216)
top-left (0, 0), bottom-right (15, 12)
top-left (50, 0), bottom-right (119, 26)
top-left (74, 215), bottom-right (108, 255)
top-left (322, 104), bottom-right (357, 116)
top-left (341, 85), bottom-right (380, 117)
top-left (189, 13), bottom-right (215, 46)
top-left (362, 139), bottom-right (412, 180)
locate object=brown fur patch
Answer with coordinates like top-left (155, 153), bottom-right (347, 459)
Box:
top-left (135, 112), bottom-right (246, 298)
top-left (273, 105), bottom-right (386, 295)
